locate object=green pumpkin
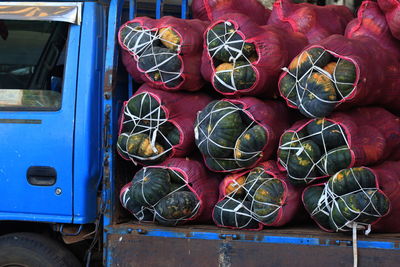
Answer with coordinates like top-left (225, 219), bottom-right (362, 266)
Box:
top-left (130, 168), bottom-right (172, 207)
top-left (333, 59), bottom-right (356, 98)
top-left (207, 22), bottom-right (256, 62)
top-left (329, 190), bottom-right (390, 231)
top-left (117, 134), bottom-right (131, 159)
top-left (154, 191), bottom-right (199, 226)
top-left (252, 179), bottom-right (284, 224)
top-left (124, 133), bottom-right (167, 162)
top-left (214, 61), bottom-right (257, 93)
top-left (213, 198), bottom-right (259, 229)
top-left (119, 22), bottom-right (154, 56)
top-left (328, 167), bottom-right (376, 196)
top-left (204, 156), bottom-right (240, 172)
top-left (125, 92), bottom-right (166, 134)
top-left (244, 167), bottom-right (273, 197)
top-left (278, 130), bottom-right (306, 165)
top-left (288, 47), bottom-right (332, 78)
top-left (318, 146), bottom-right (352, 176)
top-left (287, 140), bottom-right (321, 185)
top-left (195, 100), bottom-right (245, 158)
top-left (279, 74), bottom-right (298, 104)
top-left (303, 186), bottom-right (331, 230)
top-left (167, 169), bottom-right (186, 184)
top-left (306, 118), bottom-right (347, 150)
top-left (121, 186), bottom-right (154, 221)
top-left (298, 72), bottom-right (337, 118)
top-left (159, 122), bottom-right (181, 146)
top-left (146, 70), bottom-right (184, 88)
top-left (234, 125), bottom-right (267, 168)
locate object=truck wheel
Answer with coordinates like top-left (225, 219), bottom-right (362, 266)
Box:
top-left (0, 232), bottom-right (81, 267)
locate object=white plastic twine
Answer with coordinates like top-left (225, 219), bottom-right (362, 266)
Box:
top-left (194, 101), bottom-right (264, 171)
top-left (207, 21), bottom-right (254, 92)
top-left (278, 119), bottom-right (349, 184)
top-left (118, 92), bottom-right (174, 162)
top-left (282, 49), bottom-right (356, 118)
top-left (218, 169), bottom-right (283, 228)
top-left (122, 24), bottom-right (182, 85)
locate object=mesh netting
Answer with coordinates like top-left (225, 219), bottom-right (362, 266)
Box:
top-left (303, 167), bottom-right (390, 233)
top-left (191, 0), bottom-right (271, 25)
top-left (120, 158), bottom-right (219, 226)
top-left (118, 16), bottom-right (207, 91)
top-left (194, 98), bottom-right (290, 172)
top-left (268, 0), bottom-right (353, 44)
top-left (279, 1), bottom-right (400, 118)
top-left (278, 107), bottom-right (400, 185)
top-left (213, 161), bottom-right (302, 230)
top-left (201, 14), bottom-right (308, 97)
top-left (378, 0), bottom-right (400, 40)
top-left (118, 84), bottom-right (212, 165)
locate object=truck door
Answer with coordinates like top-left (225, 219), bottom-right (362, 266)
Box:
top-left (0, 6), bottom-right (81, 222)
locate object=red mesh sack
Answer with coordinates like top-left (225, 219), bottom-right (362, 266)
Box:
top-left (278, 107), bottom-right (400, 185)
top-left (120, 157), bottom-right (220, 225)
top-left (212, 161), bottom-right (303, 230)
top-left (118, 16), bottom-right (208, 91)
top-left (194, 97), bottom-right (291, 172)
top-left (279, 1), bottom-right (400, 118)
top-left (117, 84), bottom-right (212, 165)
top-left (201, 13), bottom-right (308, 97)
top-left (378, 0), bottom-right (400, 40)
top-left (191, 0), bottom-right (271, 25)
top-left (303, 161), bottom-right (400, 233)
top-left (268, 0), bottom-right (353, 44)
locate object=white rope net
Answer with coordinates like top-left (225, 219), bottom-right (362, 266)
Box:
top-left (194, 100), bottom-right (267, 172)
top-left (121, 167), bottom-right (201, 226)
top-left (206, 21), bottom-right (257, 93)
top-left (120, 22), bottom-right (183, 87)
top-left (278, 118), bottom-right (351, 185)
top-left (281, 48), bottom-right (357, 118)
top-left (214, 167), bottom-right (284, 229)
top-left (117, 92), bottom-right (179, 164)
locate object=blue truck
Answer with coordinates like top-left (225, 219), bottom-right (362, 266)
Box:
top-left (0, 1), bottom-right (399, 266)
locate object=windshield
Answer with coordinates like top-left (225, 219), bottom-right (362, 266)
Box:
top-left (0, 20), bottom-right (69, 110)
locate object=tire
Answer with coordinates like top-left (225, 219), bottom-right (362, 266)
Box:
top-left (0, 232), bottom-right (81, 267)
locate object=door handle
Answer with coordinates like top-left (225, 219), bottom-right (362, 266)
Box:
top-left (27, 166), bottom-right (57, 186)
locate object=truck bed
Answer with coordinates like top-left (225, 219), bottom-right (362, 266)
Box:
top-left (105, 222), bottom-right (400, 266)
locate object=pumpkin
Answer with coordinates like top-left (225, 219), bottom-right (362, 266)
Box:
top-left (138, 46), bottom-right (182, 82)
top-left (204, 156), bottom-right (239, 172)
top-left (244, 166), bottom-right (274, 197)
top-left (333, 58), bottom-right (356, 98)
top-left (278, 130), bottom-right (305, 165)
top-left (329, 190), bottom-right (390, 231)
top-left (306, 118), bottom-right (347, 149)
top-left (170, 183), bottom-right (189, 192)
top-left (117, 134), bottom-right (131, 159)
top-left (121, 185), bottom-right (155, 221)
top-left (125, 133), bottom-right (166, 161)
top-left (318, 146), bottom-right (352, 175)
top-left (119, 22), bottom-right (154, 56)
top-left (167, 168), bottom-right (185, 184)
top-left (214, 61), bottom-right (257, 93)
top-left (159, 27), bottom-right (180, 51)
top-left (213, 198), bottom-right (259, 229)
top-left (154, 191), bottom-right (199, 226)
top-left (234, 125), bottom-right (267, 168)
top-left (327, 167), bottom-right (376, 196)
top-left (287, 140), bottom-right (321, 184)
top-left (252, 179), bottom-right (284, 224)
top-left (207, 22), bottom-right (257, 62)
top-left (224, 175), bottom-right (247, 198)
top-left (130, 168), bottom-right (172, 207)
top-left (195, 100), bottom-right (245, 158)
top-left (279, 74), bottom-right (298, 104)
top-left (303, 185), bottom-right (331, 230)
top-left (298, 72), bottom-right (337, 118)
top-left (288, 47), bottom-right (332, 78)
top-left (160, 122), bottom-right (181, 146)
top-left (323, 62), bottom-right (337, 75)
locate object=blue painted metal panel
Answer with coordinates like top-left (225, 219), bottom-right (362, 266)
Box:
top-left (0, 23), bottom-right (81, 223)
top-left (72, 2), bottom-right (106, 224)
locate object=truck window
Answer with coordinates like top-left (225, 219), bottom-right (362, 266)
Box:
top-left (0, 20), bottom-right (69, 111)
